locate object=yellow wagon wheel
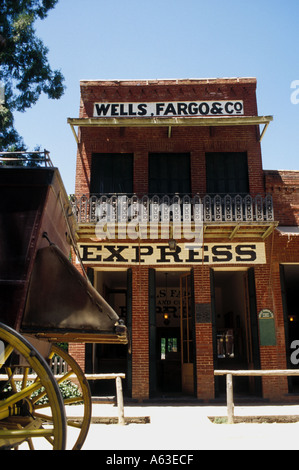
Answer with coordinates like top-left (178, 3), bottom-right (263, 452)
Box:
top-left (49, 344), bottom-right (92, 450)
top-left (0, 322), bottom-right (67, 450)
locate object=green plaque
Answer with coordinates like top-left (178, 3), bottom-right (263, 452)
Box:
top-left (258, 309), bottom-right (276, 346)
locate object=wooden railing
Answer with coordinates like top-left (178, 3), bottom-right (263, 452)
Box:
top-left (51, 355), bottom-right (67, 375)
top-left (85, 373), bottom-right (126, 425)
top-left (214, 369), bottom-right (299, 424)
top-left (0, 371), bottom-right (126, 425)
top-left (0, 150), bottom-right (53, 167)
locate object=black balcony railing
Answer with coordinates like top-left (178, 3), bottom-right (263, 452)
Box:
top-left (70, 193), bottom-right (274, 225)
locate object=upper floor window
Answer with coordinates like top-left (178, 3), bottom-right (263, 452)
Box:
top-left (90, 153), bottom-right (133, 194)
top-left (148, 153), bottom-right (191, 195)
top-left (206, 152), bottom-right (249, 194)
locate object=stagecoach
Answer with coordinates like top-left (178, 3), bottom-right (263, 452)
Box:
top-left (0, 151), bottom-right (129, 450)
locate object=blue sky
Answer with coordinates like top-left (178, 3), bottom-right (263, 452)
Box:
top-left (14, 0), bottom-right (299, 194)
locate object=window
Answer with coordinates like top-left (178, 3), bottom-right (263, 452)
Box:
top-left (206, 152), bottom-right (249, 194)
top-left (160, 337), bottom-right (178, 360)
top-left (149, 153), bottom-right (191, 195)
top-left (90, 153), bottom-right (133, 194)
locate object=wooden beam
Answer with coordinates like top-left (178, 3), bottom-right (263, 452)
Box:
top-left (215, 369), bottom-right (299, 376)
top-left (69, 122), bottom-right (79, 143)
top-left (262, 224), bottom-right (275, 240)
top-left (229, 225), bottom-right (241, 239)
top-left (259, 121), bottom-right (270, 141)
top-left (68, 115), bottom-right (273, 130)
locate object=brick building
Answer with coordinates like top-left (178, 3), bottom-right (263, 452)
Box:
top-left (68, 78), bottom-right (299, 402)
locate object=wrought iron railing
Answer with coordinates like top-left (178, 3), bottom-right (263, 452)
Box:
top-left (70, 193), bottom-right (274, 224)
top-left (0, 150), bottom-right (53, 167)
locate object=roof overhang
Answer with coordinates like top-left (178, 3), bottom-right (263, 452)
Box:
top-left (76, 221), bottom-right (278, 242)
top-left (67, 115), bottom-right (273, 143)
top-left (276, 226), bottom-right (299, 236)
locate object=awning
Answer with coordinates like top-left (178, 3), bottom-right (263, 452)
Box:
top-left (276, 226), bottom-right (299, 236)
top-left (67, 115), bottom-right (273, 143)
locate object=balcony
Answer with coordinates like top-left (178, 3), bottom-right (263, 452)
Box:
top-left (70, 193), bottom-right (277, 241)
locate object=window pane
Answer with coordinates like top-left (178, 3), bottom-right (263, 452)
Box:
top-left (206, 152), bottom-right (249, 194)
top-left (149, 153), bottom-right (191, 194)
top-left (90, 153), bottom-right (133, 194)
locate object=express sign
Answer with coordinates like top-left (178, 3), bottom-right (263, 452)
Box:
top-left (78, 243), bottom-right (266, 265)
top-left (93, 101), bottom-right (244, 118)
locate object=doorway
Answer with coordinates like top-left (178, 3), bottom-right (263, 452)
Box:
top-left (85, 269), bottom-right (131, 396)
top-left (150, 269), bottom-right (195, 397)
top-left (281, 264), bottom-right (299, 392)
top-left (211, 269), bottom-right (261, 396)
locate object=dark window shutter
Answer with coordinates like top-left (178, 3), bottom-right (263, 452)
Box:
top-left (206, 152), bottom-right (249, 194)
top-left (90, 153), bottom-right (133, 194)
top-left (149, 153), bottom-right (191, 195)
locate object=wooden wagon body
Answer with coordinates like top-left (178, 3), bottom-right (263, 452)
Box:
top-left (0, 153), bottom-right (128, 450)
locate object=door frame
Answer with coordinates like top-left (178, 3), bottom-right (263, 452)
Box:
top-left (210, 267), bottom-right (261, 396)
top-left (180, 271), bottom-right (196, 395)
top-left (149, 268), bottom-right (196, 397)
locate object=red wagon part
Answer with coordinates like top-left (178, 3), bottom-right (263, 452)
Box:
top-left (0, 152), bottom-right (129, 450)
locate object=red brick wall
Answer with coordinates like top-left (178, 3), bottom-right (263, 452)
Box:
top-left (259, 175), bottom-right (299, 400)
top-left (69, 343), bottom-right (85, 372)
top-left (265, 170), bottom-right (299, 226)
top-left (253, 229), bottom-right (299, 401)
top-left (193, 266), bottom-right (215, 401)
top-left (75, 78), bottom-right (264, 197)
top-left (131, 265), bottom-right (149, 400)
top-left (79, 78), bottom-right (258, 118)
top-left (75, 128), bottom-right (264, 196)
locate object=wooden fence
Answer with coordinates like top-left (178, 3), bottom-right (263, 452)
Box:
top-left (84, 373), bottom-right (126, 425)
top-left (214, 369), bottom-right (299, 424)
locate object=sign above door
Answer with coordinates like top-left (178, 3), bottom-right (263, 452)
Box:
top-left (78, 242), bottom-right (266, 265)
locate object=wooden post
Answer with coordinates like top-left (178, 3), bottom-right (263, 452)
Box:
top-left (226, 373), bottom-right (234, 424)
top-left (116, 376), bottom-right (125, 425)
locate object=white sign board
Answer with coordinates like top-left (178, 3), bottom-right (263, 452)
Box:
top-left (93, 101), bottom-right (244, 118)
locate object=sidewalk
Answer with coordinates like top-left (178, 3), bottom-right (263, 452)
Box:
top-left (67, 402), bottom-right (299, 451)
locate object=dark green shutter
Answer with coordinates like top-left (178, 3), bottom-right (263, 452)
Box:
top-left (190, 269), bottom-right (197, 396)
top-left (148, 153), bottom-right (191, 194)
top-left (149, 268), bottom-right (156, 396)
top-left (90, 153), bottom-right (133, 194)
top-left (206, 152), bottom-right (249, 194)
top-left (280, 265), bottom-right (292, 391)
top-left (126, 268), bottom-right (132, 397)
top-left (210, 268), bottom-right (219, 396)
top-left (248, 268), bottom-right (262, 396)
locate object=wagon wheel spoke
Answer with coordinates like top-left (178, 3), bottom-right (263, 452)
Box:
top-left (66, 419), bottom-right (83, 429)
top-left (21, 367), bottom-right (29, 390)
top-left (27, 438), bottom-right (34, 450)
top-left (6, 367), bottom-right (17, 392)
top-left (2, 344), bottom-right (14, 363)
top-left (49, 344), bottom-right (92, 450)
top-left (0, 322), bottom-right (66, 450)
top-left (0, 375), bottom-right (44, 412)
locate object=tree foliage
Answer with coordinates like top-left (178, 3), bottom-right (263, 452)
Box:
top-left (0, 0), bottom-right (65, 150)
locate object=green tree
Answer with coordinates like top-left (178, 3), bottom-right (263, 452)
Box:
top-left (0, 0), bottom-right (65, 150)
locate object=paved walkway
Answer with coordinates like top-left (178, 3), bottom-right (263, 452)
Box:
top-left (67, 402), bottom-right (299, 451)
